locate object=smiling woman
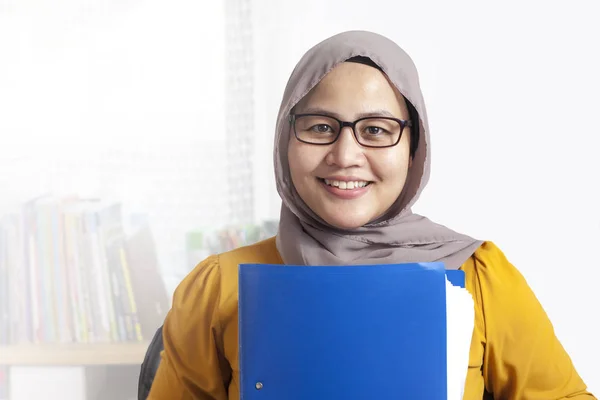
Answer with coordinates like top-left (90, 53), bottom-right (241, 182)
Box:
top-left (147, 31), bottom-right (596, 400)
top-left (287, 60), bottom-right (414, 230)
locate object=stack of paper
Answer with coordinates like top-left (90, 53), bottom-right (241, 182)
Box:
top-left (238, 263), bottom-right (475, 400)
top-left (446, 275), bottom-right (475, 400)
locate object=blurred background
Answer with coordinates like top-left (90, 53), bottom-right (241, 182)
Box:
top-left (0, 0), bottom-right (598, 399)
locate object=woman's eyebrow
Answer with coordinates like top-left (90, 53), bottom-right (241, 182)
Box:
top-left (296, 107), bottom-right (398, 119)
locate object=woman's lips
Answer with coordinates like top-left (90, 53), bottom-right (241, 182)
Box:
top-left (318, 178), bottom-right (372, 200)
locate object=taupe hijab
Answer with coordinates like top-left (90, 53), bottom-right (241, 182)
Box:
top-left (274, 30), bottom-right (482, 270)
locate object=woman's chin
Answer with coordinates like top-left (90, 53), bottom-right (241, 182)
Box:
top-left (321, 212), bottom-right (371, 231)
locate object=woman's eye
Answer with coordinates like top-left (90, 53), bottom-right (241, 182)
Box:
top-left (366, 126), bottom-right (384, 135)
top-left (311, 124), bottom-right (333, 133)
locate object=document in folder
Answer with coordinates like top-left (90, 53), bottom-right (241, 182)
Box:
top-left (238, 263), bottom-right (474, 400)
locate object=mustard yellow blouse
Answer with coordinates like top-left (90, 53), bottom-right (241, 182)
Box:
top-left (148, 238), bottom-right (595, 400)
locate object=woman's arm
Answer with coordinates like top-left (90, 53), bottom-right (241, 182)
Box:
top-left (148, 255), bottom-right (230, 400)
top-left (468, 242), bottom-right (595, 400)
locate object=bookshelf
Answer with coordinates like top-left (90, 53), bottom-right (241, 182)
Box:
top-left (0, 194), bottom-right (279, 399)
top-left (0, 195), bottom-right (168, 400)
top-left (0, 341), bottom-right (151, 400)
top-left (0, 196), bottom-right (169, 346)
top-left (0, 342), bottom-right (150, 366)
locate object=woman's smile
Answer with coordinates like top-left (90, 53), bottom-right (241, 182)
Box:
top-left (318, 176), bottom-right (373, 200)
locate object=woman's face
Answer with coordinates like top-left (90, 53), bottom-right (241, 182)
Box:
top-left (288, 62), bottom-right (412, 230)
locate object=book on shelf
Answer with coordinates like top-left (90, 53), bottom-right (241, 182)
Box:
top-left (186, 220), bottom-right (279, 263)
top-left (0, 195), bottom-right (169, 347)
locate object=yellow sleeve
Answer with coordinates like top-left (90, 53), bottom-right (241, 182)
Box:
top-left (148, 255), bottom-right (230, 400)
top-left (466, 242), bottom-right (595, 399)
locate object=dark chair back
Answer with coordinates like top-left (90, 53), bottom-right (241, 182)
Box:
top-left (138, 325), bottom-right (164, 400)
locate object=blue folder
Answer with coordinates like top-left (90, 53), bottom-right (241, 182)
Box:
top-left (238, 263), bottom-right (464, 400)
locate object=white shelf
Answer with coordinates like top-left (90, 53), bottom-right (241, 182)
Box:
top-left (0, 342), bottom-right (150, 366)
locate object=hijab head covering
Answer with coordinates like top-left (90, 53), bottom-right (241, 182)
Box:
top-left (274, 30), bottom-right (483, 269)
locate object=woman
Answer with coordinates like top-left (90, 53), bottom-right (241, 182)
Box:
top-left (148, 31), bottom-right (595, 399)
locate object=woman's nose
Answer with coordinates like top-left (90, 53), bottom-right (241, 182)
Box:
top-left (325, 127), bottom-right (365, 168)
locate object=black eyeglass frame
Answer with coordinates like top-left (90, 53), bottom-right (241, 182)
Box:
top-left (288, 113), bottom-right (413, 148)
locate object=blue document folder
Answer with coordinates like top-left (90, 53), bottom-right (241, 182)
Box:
top-left (238, 263), bottom-right (463, 400)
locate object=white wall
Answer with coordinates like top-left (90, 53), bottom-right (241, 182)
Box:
top-left (0, 0), bottom-right (228, 284)
top-left (252, 0), bottom-right (600, 392)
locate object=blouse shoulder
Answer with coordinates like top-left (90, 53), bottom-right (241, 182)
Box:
top-left (462, 241), bottom-right (538, 328)
top-left (462, 241), bottom-right (526, 293)
top-left (460, 242), bottom-right (594, 399)
top-left (217, 236), bottom-right (283, 280)
top-left (170, 253), bottom-right (223, 320)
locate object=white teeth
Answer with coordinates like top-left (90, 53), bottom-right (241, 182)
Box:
top-left (323, 179), bottom-right (369, 189)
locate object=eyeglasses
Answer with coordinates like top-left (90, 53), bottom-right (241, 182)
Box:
top-left (289, 113), bottom-right (412, 148)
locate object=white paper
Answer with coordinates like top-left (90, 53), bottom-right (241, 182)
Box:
top-left (445, 277), bottom-right (475, 400)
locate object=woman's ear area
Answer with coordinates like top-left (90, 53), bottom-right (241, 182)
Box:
top-left (393, 90), bottom-right (416, 167)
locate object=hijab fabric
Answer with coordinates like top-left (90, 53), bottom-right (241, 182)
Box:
top-left (274, 30), bottom-right (482, 270)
